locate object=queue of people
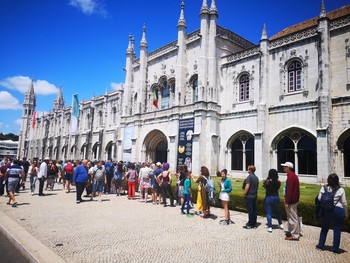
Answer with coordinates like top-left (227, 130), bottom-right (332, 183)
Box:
top-left (0, 156), bottom-right (348, 253)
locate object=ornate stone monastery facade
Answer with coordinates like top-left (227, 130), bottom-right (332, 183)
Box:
top-left (18, 1), bottom-right (350, 185)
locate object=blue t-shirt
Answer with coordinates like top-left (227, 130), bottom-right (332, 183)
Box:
top-left (184, 178), bottom-right (191, 195)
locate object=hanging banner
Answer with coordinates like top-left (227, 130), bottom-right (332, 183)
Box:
top-left (177, 118), bottom-right (194, 172)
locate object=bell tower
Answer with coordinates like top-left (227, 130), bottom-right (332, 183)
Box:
top-left (18, 81), bottom-right (36, 158)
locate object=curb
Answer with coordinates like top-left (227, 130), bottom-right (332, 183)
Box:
top-left (0, 211), bottom-right (66, 263)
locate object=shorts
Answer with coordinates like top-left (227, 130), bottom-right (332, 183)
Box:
top-left (151, 183), bottom-right (160, 194)
top-left (177, 185), bottom-right (184, 197)
top-left (65, 173), bottom-right (73, 181)
top-left (141, 178), bottom-right (151, 188)
top-left (219, 192), bottom-right (230, 201)
top-left (93, 180), bottom-right (104, 193)
top-left (8, 177), bottom-right (20, 192)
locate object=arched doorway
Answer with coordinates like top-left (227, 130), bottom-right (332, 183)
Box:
top-left (143, 130), bottom-right (168, 163)
top-left (92, 142), bottom-right (99, 161)
top-left (105, 141), bottom-right (114, 161)
top-left (337, 129), bottom-right (350, 178)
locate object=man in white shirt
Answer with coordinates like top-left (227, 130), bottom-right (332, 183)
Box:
top-left (38, 157), bottom-right (49, 196)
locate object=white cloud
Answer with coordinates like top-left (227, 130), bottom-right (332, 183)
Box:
top-left (69, 0), bottom-right (107, 16)
top-left (110, 82), bottom-right (124, 91)
top-left (0, 76), bottom-right (58, 96)
top-left (0, 91), bottom-right (22, 110)
top-left (15, 119), bottom-right (22, 126)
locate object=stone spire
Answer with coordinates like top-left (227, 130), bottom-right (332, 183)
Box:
top-left (261, 23), bottom-right (268, 41)
top-left (53, 85), bottom-right (65, 111)
top-left (24, 80), bottom-right (36, 109)
top-left (200, 0), bottom-right (209, 14)
top-left (320, 0), bottom-right (326, 18)
top-left (126, 33), bottom-right (133, 54)
top-left (178, 0), bottom-right (186, 28)
top-left (209, 0), bottom-right (218, 15)
top-left (140, 23), bottom-right (148, 48)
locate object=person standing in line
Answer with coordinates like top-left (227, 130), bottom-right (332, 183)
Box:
top-left (158, 162), bottom-right (175, 207)
top-left (181, 171), bottom-right (192, 217)
top-left (263, 169), bottom-right (284, 232)
top-left (104, 159), bottom-right (114, 194)
top-left (46, 160), bottom-right (57, 191)
top-left (72, 159), bottom-right (89, 204)
top-left (316, 173), bottom-right (348, 253)
top-left (28, 160), bottom-right (38, 195)
top-left (63, 160), bottom-right (74, 193)
top-left (152, 162), bottom-right (163, 204)
top-left (139, 163), bottom-right (152, 202)
top-left (38, 158), bottom-right (49, 196)
top-left (0, 160), bottom-right (11, 196)
top-left (112, 161), bottom-right (124, 196)
top-left (5, 159), bottom-right (25, 207)
top-left (281, 162), bottom-right (300, 241)
top-left (126, 163), bottom-right (138, 199)
top-left (176, 165), bottom-right (187, 207)
top-left (218, 169), bottom-right (233, 225)
top-left (20, 157), bottom-right (30, 191)
top-left (56, 160), bottom-right (63, 185)
top-left (91, 161), bottom-right (106, 202)
top-left (243, 165), bottom-right (259, 229)
top-left (193, 166), bottom-right (211, 218)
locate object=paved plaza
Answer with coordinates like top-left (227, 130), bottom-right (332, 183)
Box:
top-left (0, 181), bottom-right (349, 263)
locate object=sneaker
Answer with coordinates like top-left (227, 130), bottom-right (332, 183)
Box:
top-left (220, 220), bottom-right (228, 225)
top-left (279, 224), bottom-right (284, 230)
top-left (76, 200), bottom-right (81, 204)
top-left (268, 227), bottom-right (272, 233)
top-left (181, 210), bottom-right (186, 215)
top-left (316, 245), bottom-right (324, 251)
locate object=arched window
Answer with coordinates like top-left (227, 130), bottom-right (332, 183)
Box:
top-left (99, 111), bottom-right (103, 127)
top-left (231, 135), bottom-right (255, 171)
top-left (86, 113), bottom-right (90, 129)
top-left (193, 78), bottom-right (198, 102)
top-left (344, 137), bottom-right (350, 177)
top-left (288, 61), bottom-right (302, 92)
top-left (277, 137), bottom-right (295, 173)
top-left (239, 74), bottom-right (250, 101)
top-left (161, 84), bottom-right (170, 109)
top-left (276, 133), bottom-right (317, 174)
top-left (297, 136), bottom-right (317, 175)
top-left (112, 107), bottom-right (117, 124)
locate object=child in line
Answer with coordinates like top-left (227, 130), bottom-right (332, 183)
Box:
top-left (181, 172), bottom-right (192, 217)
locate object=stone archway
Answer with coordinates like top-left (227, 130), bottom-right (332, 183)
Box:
top-left (143, 130), bottom-right (168, 163)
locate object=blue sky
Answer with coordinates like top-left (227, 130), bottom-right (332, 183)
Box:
top-left (0, 0), bottom-right (349, 135)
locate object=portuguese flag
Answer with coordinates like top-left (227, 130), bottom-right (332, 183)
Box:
top-left (152, 89), bottom-right (158, 108)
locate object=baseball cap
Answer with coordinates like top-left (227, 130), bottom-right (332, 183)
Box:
top-left (281, 162), bottom-right (294, 169)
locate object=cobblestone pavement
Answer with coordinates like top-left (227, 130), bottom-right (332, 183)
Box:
top-left (0, 181), bottom-right (349, 263)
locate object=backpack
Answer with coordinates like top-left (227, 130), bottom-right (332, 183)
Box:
top-left (105, 163), bottom-right (114, 175)
top-left (320, 185), bottom-right (339, 212)
top-left (65, 163), bottom-right (73, 173)
top-left (204, 176), bottom-right (216, 205)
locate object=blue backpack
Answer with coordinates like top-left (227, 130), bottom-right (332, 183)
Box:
top-left (105, 163), bottom-right (114, 176)
top-left (320, 185), bottom-right (339, 211)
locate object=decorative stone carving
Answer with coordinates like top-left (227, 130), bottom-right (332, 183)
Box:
top-left (269, 27), bottom-right (318, 49)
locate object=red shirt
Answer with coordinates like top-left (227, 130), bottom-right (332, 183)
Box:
top-left (285, 171), bottom-right (300, 205)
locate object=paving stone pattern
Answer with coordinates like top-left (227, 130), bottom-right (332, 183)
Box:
top-left (1, 181), bottom-right (350, 263)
